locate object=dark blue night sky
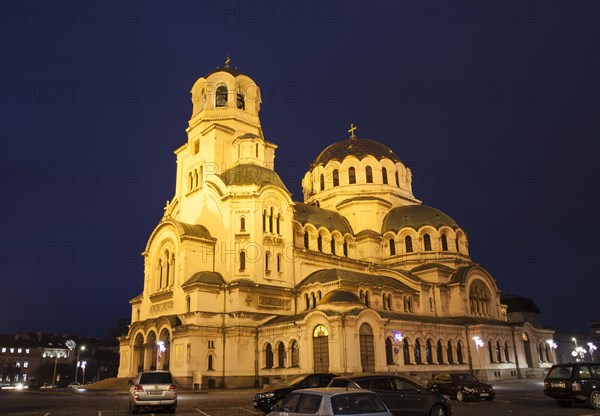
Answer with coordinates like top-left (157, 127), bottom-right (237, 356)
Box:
top-left (1, 1), bottom-right (598, 338)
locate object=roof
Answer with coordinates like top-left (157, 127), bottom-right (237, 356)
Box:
top-left (298, 268), bottom-right (415, 292)
top-left (450, 264), bottom-right (480, 284)
top-left (182, 271), bottom-right (225, 287)
top-left (382, 204), bottom-right (459, 232)
top-left (320, 290), bottom-right (363, 305)
top-left (310, 138), bottom-right (401, 168)
top-left (411, 263), bottom-right (455, 273)
top-left (501, 295), bottom-right (541, 314)
top-left (293, 202), bottom-right (353, 234)
top-left (205, 66), bottom-right (247, 78)
top-left (174, 220), bottom-right (213, 240)
top-left (219, 164), bottom-right (289, 192)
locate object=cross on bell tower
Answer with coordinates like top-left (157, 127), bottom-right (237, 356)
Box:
top-left (348, 123), bottom-right (357, 139)
top-left (224, 55), bottom-right (231, 68)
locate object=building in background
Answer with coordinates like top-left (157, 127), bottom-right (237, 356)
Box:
top-left (117, 62), bottom-right (557, 387)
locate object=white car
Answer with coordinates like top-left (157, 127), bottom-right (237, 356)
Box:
top-left (68, 382), bottom-right (82, 389)
top-left (268, 387), bottom-right (393, 416)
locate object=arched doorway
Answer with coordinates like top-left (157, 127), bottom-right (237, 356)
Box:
top-left (146, 331), bottom-right (157, 370)
top-left (359, 323), bottom-right (375, 372)
top-left (522, 332), bottom-right (533, 367)
top-left (158, 329), bottom-right (171, 370)
top-left (312, 325), bottom-right (329, 373)
top-left (133, 333), bottom-right (145, 373)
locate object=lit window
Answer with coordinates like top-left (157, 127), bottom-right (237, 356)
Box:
top-left (22, 374), bottom-right (27, 382)
top-left (24, 361), bottom-right (29, 368)
top-left (17, 348), bottom-right (22, 353)
top-left (10, 348), bottom-right (14, 353)
top-left (366, 166), bottom-right (373, 183)
top-left (215, 85), bottom-right (228, 107)
top-left (1, 348), bottom-right (5, 353)
top-left (16, 361), bottom-right (21, 368)
top-left (25, 349), bottom-right (29, 354)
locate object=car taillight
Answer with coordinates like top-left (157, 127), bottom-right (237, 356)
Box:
top-left (572, 382), bottom-right (581, 391)
top-left (134, 385), bottom-right (144, 392)
top-left (169, 385), bottom-right (177, 391)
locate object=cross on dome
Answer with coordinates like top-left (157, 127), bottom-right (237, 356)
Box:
top-left (225, 55), bottom-right (231, 68)
top-left (348, 123), bottom-right (357, 139)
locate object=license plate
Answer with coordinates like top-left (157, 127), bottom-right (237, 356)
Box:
top-left (480, 393), bottom-right (489, 397)
top-left (551, 382), bottom-right (565, 388)
top-left (149, 390), bottom-right (163, 396)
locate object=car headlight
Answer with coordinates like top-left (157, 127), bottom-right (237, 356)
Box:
top-left (259, 392), bottom-right (275, 399)
top-left (463, 387), bottom-right (475, 393)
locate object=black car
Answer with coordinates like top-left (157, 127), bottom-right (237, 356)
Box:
top-left (427, 373), bottom-right (494, 402)
top-left (253, 373), bottom-right (337, 413)
top-left (328, 374), bottom-right (452, 416)
top-left (543, 363), bottom-right (600, 410)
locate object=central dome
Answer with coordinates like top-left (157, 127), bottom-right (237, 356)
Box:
top-left (310, 138), bottom-right (401, 168)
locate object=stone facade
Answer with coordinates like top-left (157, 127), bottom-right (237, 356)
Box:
top-left (117, 63), bottom-right (556, 387)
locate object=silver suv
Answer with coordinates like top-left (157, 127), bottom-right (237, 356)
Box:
top-left (129, 370), bottom-right (177, 413)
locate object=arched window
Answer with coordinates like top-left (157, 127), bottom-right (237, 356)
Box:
top-left (208, 355), bottom-right (214, 371)
top-left (265, 344), bottom-right (273, 369)
top-left (276, 214), bottom-right (281, 235)
top-left (255, 143), bottom-right (259, 157)
top-left (304, 232), bottom-right (309, 249)
top-left (186, 296), bottom-right (191, 313)
top-left (311, 292), bottom-right (317, 308)
top-left (382, 293), bottom-right (388, 310)
top-left (395, 171), bottom-right (400, 187)
top-left (382, 168), bottom-right (388, 184)
top-left (194, 170), bottom-right (199, 188)
top-left (425, 340), bottom-right (433, 364)
top-left (305, 294), bottom-right (310, 310)
top-left (469, 281), bottom-right (491, 317)
top-left (405, 236), bottom-right (413, 253)
top-left (291, 341), bottom-right (299, 366)
top-left (262, 210), bottom-right (266, 232)
top-left (441, 234), bottom-right (448, 251)
top-left (403, 339), bottom-right (410, 364)
top-left (423, 234), bottom-right (432, 251)
top-left (236, 92), bottom-right (245, 109)
top-left (333, 169), bottom-right (339, 187)
top-left (436, 340), bottom-right (444, 364)
top-left (366, 166), bottom-right (373, 183)
top-left (447, 341), bottom-right (454, 364)
top-left (158, 259), bottom-right (163, 289)
top-left (504, 342), bottom-right (510, 362)
top-left (240, 217), bottom-right (246, 231)
top-left (343, 240), bottom-right (348, 257)
top-left (455, 237), bottom-right (460, 252)
top-left (364, 291), bottom-right (370, 307)
top-left (269, 207), bottom-right (273, 233)
top-left (215, 85), bottom-right (227, 107)
top-left (238, 251), bottom-right (246, 271)
top-left (317, 235), bottom-right (323, 252)
top-left (276, 254), bottom-right (282, 272)
top-left (385, 338), bottom-right (394, 365)
top-left (277, 343), bottom-right (286, 368)
top-left (387, 294), bottom-right (393, 310)
top-left (414, 340), bottom-right (422, 364)
top-left (320, 174), bottom-right (325, 191)
top-left (488, 340), bottom-right (495, 363)
top-left (348, 167), bottom-right (356, 184)
top-left (389, 239), bottom-right (396, 256)
top-left (188, 172), bottom-right (193, 191)
top-left (496, 341), bottom-right (502, 363)
top-left (457, 341), bottom-right (464, 364)
top-left (330, 238), bottom-right (336, 255)
top-left (265, 252), bottom-right (271, 272)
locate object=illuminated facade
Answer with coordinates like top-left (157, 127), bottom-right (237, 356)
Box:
top-left (117, 62), bottom-right (555, 387)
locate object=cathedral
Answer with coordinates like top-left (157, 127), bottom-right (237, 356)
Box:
top-left (117, 62), bottom-right (555, 388)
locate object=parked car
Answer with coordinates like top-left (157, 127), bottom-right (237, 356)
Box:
top-left (268, 387), bottom-right (393, 416)
top-left (329, 374), bottom-right (452, 416)
top-left (254, 373), bottom-right (338, 413)
top-left (68, 382), bottom-right (82, 389)
top-left (128, 370), bottom-right (177, 414)
top-left (40, 383), bottom-right (56, 390)
top-left (543, 362), bottom-right (600, 410)
top-left (426, 373), bottom-right (494, 402)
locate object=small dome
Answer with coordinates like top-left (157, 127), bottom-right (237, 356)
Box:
top-left (382, 205), bottom-right (459, 232)
top-left (501, 295), bottom-right (541, 314)
top-left (320, 290), bottom-right (363, 305)
top-left (219, 164), bottom-right (289, 192)
top-left (310, 138), bottom-right (401, 169)
top-left (205, 65), bottom-right (247, 78)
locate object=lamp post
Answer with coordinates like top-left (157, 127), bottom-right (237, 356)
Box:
top-left (81, 361), bottom-right (87, 384)
top-left (74, 346), bottom-right (85, 383)
top-left (472, 336), bottom-right (484, 370)
top-left (587, 343), bottom-right (597, 361)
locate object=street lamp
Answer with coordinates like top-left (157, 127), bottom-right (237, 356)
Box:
top-left (588, 343), bottom-right (597, 361)
top-left (472, 336), bottom-right (484, 369)
top-left (156, 341), bottom-right (166, 370)
top-left (74, 345), bottom-right (86, 383)
top-left (80, 361), bottom-right (87, 384)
